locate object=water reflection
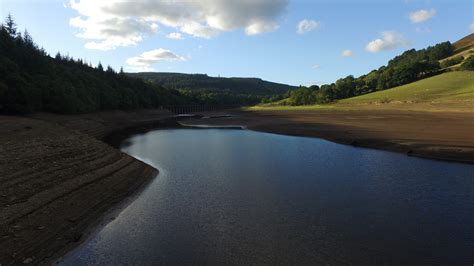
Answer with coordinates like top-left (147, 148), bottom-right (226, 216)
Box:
top-left (61, 129), bottom-right (474, 265)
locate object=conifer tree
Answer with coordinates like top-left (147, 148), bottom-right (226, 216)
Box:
top-left (23, 29), bottom-right (34, 47)
top-left (4, 13), bottom-right (17, 37)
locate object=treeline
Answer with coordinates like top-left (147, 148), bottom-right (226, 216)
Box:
top-left (0, 15), bottom-right (192, 114)
top-left (128, 72), bottom-right (297, 105)
top-left (128, 72), bottom-right (296, 95)
top-left (180, 89), bottom-right (264, 105)
top-left (282, 41), bottom-right (457, 106)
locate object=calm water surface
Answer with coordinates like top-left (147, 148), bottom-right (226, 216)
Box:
top-left (61, 129), bottom-right (474, 265)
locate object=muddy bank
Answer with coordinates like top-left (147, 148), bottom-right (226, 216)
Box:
top-left (30, 109), bottom-right (176, 140)
top-left (0, 110), bottom-right (174, 265)
top-left (182, 109), bottom-right (474, 164)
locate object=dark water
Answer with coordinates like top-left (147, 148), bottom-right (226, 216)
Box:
top-left (61, 129), bottom-right (474, 265)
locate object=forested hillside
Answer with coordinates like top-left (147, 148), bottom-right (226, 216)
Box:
top-left (0, 15), bottom-right (191, 114)
top-left (128, 72), bottom-right (297, 105)
top-left (277, 36), bottom-right (473, 106)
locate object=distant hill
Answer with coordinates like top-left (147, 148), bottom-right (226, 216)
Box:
top-left (127, 72), bottom-right (297, 96)
top-left (453, 33), bottom-right (474, 51)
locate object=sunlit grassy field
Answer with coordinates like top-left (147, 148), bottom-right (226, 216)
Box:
top-left (249, 71), bottom-right (473, 112)
top-left (340, 71), bottom-right (473, 103)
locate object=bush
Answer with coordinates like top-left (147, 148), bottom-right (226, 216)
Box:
top-left (460, 56), bottom-right (474, 70)
top-left (441, 56), bottom-right (464, 68)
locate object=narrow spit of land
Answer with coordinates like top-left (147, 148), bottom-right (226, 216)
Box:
top-left (182, 109), bottom-right (474, 163)
top-left (0, 110), bottom-right (175, 265)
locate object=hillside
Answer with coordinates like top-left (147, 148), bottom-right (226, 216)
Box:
top-left (439, 33), bottom-right (474, 69)
top-left (260, 34), bottom-right (473, 108)
top-left (253, 71), bottom-right (473, 112)
top-left (453, 33), bottom-right (474, 51)
top-left (0, 19), bottom-right (190, 114)
top-left (337, 71), bottom-right (473, 110)
top-left (128, 72), bottom-right (297, 95)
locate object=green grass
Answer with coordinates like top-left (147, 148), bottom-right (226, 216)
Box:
top-left (249, 71), bottom-right (473, 112)
top-left (439, 48), bottom-right (474, 70)
top-left (339, 71), bottom-right (473, 104)
top-left (245, 104), bottom-right (337, 111)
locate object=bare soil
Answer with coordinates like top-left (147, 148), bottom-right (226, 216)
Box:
top-left (0, 110), bottom-right (174, 265)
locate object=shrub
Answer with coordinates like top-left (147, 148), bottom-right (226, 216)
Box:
top-left (441, 56), bottom-right (464, 68)
top-left (460, 56), bottom-right (474, 70)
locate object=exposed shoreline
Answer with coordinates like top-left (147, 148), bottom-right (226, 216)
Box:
top-left (182, 109), bottom-right (474, 164)
top-left (0, 110), bottom-right (175, 265)
top-left (1, 107), bottom-right (472, 264)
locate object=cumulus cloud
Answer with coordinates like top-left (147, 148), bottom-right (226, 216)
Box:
top-left (69, 0), bottom-right (288, 50)
top-left (366, 31), bottom-right (409, 53)
top-left (246, 21), bottom-right (279, 35)
top-left (166, 32), bottom-right (184, 40)
top-left (69, 15), bottom-right (158, 50)
top-left (297, 19), bottom-right (320, 34)
top-left (341, 50), bottom-right (354, 57)
top-left (409, 9), bottom-right (436, 23)
top-left (470, 23), bottom-right (474, 33)
top-left (126, 48), bottom-right (185, 71)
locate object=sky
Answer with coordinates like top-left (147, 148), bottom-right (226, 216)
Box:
top-left (0, 0), bottom-right (472, 86)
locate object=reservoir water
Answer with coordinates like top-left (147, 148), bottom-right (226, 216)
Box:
top-left (61, 129), bottom-right (474, 265)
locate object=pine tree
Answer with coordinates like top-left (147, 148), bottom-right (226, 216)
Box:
top-left (106, 65), bottom-right (115, 74)
top-left (97, 62), bottom-right (104, 72)
top-left (4, 13), bottom-right (17, 37)
top-left (23, 29), bottom-right (34, 47)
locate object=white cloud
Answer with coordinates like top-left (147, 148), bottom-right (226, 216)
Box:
top-left (69, 0), bottom-right (287, 50)
top-left (409, 9), bottom-right (436, 23)
top-left (69, 15), bottom-right (158, 50)
top-left (366, 31), bottom-right (409, 53)
top-left (297, 19), bottom-right (320, 34)
top-left (126, 48), bottom-right (185, 71)
top-left (470, 23), bottom-right (474, 33)
top-left (246, 21), bottom-right (279, 35)
top-left (312, 64), bottom-right (321, 69)
top-left (341, 50), bottom-right (354, 57)
top-left (166, 32), bottom-right (184, 40)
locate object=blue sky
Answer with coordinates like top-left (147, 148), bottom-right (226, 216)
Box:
top-left (1, 0), bottom-right (472, 86)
